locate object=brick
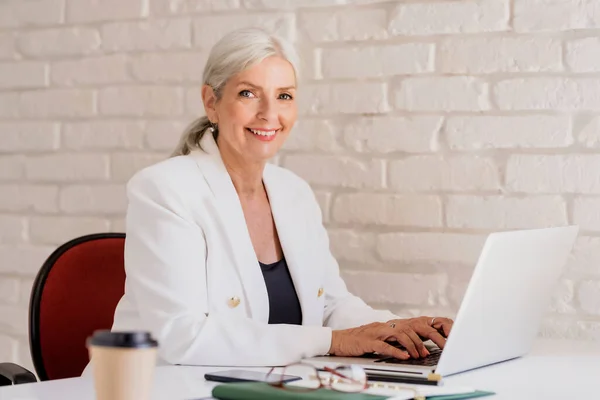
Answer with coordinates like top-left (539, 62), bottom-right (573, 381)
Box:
top-left (567, 37), bottom-right (600, 72)
top-left (549, 279), bottom-right (576, 314)
top-left (111, 153), bottom-right (166, 182)
top-left (445, 116), bottom-right (572, 150)
top-left (389, 156), bottom-right (500, 192)
top-left (145, 120), bottom-right (190, 151)
top-left (0, 33), bottom-right (16, 60)
top-left (328, 229), bottom-right (377, 264)
top-left (99, 86), bottom-right (184, 117)
top-left (67, 0), bottom-right (146, 23)
top-left (446, 195), bottom-right (567, 230)
top-left (321, 44), bottom-right (433, 79)
top-left (102, 19), bottom-right (191, 52)
top-left (283, 120), bottom-right (342, 153)
top-left (26, 154), bottom-right (109, 182)
top-left (186, 88), bottom-right (203, 116)
top-left (394, 77), bottom-right (490, 112)
top-left (342, 270), bottom-right (447, 306)
top-left (439, 37), bottom-right (561, 73)
top-left (343, 116), bottom-right (442, 154)
top-left (506, 155), bottom-right (600, 194)
top-left (18, 27), bottom-right (100, 57)
top-left (60, 185), bottom-right (127, 215)
top-left (0, 122), bottom-right (60, 152)
top-left (333, 193), bottom-right (442, 228)
top-left (29, 216), bottom-right (110, 245)
top-left (377, 232), bottom-right (486, 265)
top-left (0, 278), bottom-right (19, 305)
top-left (63, 121), bottom-right (145, 150)
top-left (390, 0), bottom-right (509, 36)
top-left (578, 281), bottom-right (600, 316)
top-left (495, 78), bottom-right (600, 111)
top-left (110, 218), bottom-right (126, 232)
top-left (19, 89), bottom-right (95, 118)
top-left (0, 333), bottom-right (17, 362)
top-left (0, 185), bottom-right (58, 213)
top-left (131, 52), bottom-right (207, 83)
top-left (0, 245), bottom-right (55, 275)
top-left (539, 319), bottom-right (600, 341)
top-left (0, 305), bottom-right (28, 336)
top-left (193, 14), bottom-right (295, 49)
top-left (0, 92), bottom-right (19, 119)
top-left (0, 216), bottom-right (26, 244)
top-left (0, 62), bottom-right (47, 89)
top-left (568, 236), bottom-right (600, 275)
top-left (19, 278), bottom-right (35, 305)
top-left (578, 116), bottom-right (600, 148)
top-left (574, 198), bottom-right (600, 232)
top-left (51, 55), bottom-right (129, 86)
top-left (314, 190), bottom-right (331, 223)
top-left (151, 0), bottom-right (239, 15)
top-left (0, 0), bottom-right (63, 28)
top-left (283, 155), bottom-right (384, 189)
top-left (244, 0), bottom-right (344, 9)
top-left (299, 7), bottom-right (388, 42)
top-left (300, 83), bottom-right (389, 115)
top-left (514, 0), bottom-right (600, 32)
top-left (0, 156), bottom-right (25, 180)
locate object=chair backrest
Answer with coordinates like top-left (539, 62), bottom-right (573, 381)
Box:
top-left (29, 233), bottom-right (126, 381)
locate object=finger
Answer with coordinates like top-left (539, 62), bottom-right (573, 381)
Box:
top-left (422, 327), bottom-right (447, 349)
top-left (394, 332), bottom-right (420, 359)
top-left (404, 329), bottom-right (429, 357)
top-left (431, 318), bottom-right (452, 338)
top-left (371, 341), bottom-right (410, 360)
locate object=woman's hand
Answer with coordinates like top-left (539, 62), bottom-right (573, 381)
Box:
top-left (386, 316), bottom-right (454, 351)
top-left (328, 316), bottom-right (454, 360)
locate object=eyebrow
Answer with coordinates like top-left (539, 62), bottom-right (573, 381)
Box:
top-left (237, 81), bottom-right (296, 91)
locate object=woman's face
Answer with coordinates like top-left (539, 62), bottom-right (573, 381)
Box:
top-left (205, 56), bottom-right (298, 164)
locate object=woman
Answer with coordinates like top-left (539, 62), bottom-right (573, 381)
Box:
top-left (112, 27), bottom-right (453, 367)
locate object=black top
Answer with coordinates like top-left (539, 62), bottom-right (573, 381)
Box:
top-left (259, 257), bottom-right (303, 325)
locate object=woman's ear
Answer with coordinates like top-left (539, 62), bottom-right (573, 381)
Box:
top-left (201, 84), bottom-right (218, 123)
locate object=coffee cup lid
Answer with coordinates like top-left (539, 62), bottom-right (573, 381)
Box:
top-left (87, 330), bottom-right (158, 349)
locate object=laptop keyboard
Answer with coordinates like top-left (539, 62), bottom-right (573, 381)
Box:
top-left (374, 349), bottom-right (442, 366)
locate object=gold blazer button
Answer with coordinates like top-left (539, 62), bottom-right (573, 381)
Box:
top-left (317, 288), bottom-right (324, 298)
top-left (228, 296), bottom-right (240, 308)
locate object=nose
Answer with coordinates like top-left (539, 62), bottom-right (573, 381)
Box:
top-left (256, 97), bottom-right (277, 122)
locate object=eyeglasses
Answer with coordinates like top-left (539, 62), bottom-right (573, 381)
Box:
top-left (266, 363), bottom-right (425, 400)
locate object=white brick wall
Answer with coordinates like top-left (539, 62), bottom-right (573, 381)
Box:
top-left (1, 0), bottom-right (599, 373)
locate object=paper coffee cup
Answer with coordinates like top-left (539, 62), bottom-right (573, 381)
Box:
top-left (87, 330), bottom-right (158, 400)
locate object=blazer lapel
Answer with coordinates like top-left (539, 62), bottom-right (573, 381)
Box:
top-left (191, 133), bottom-right (269, 323)
top-left (263, 166), bottom-right (322, 327)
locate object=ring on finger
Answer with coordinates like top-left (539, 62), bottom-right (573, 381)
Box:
top-left (390, 322), bottom-right (396, 328)
top-left (430, 317), bottom-right (437, 327)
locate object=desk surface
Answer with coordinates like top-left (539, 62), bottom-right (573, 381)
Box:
top-left (1, 339), bottom-right (598, 400)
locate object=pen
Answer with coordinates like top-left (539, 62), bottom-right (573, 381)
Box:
top-left (315, 368), bottom-right (442, 386)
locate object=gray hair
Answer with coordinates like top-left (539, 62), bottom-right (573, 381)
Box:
top-left (171, 27), bottom-right (300, 157)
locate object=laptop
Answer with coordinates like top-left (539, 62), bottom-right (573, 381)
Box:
top-left (304, 226), bottom-right (579, 380)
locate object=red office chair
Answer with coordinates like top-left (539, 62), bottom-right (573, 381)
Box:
top-left (0, 233), bottom-right (126, 385)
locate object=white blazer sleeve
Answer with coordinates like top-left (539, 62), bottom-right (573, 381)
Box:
top-left (123, 169), bottom-right (332, 367)
top-left (304, 190), bottom-right (401, 330)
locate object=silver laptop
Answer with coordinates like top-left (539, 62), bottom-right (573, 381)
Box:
top-left (304, 226), bottom-right (579, 379)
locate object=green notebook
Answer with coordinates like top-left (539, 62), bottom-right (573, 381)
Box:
top-left (211, 382), bottom-right (495, 400)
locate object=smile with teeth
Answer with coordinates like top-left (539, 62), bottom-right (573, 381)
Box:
top-left (247, 128), bottom-right (278, 137)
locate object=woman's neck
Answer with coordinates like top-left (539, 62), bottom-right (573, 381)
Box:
top-left (219, 150), bottom-right (265, 199)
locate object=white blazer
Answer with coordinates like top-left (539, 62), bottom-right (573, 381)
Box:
top-left (110, 132), bottom-right (398, 367)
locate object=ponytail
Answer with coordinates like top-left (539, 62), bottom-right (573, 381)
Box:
top-left (170, 116), bottom-right (217, 157)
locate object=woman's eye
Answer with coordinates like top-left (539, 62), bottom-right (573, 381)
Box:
top-left (279, 93), bottom-right (293, 100)
top-left (239, 90), bottom-right (254, 98)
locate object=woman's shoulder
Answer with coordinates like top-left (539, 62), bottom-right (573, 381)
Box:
top-left (127, 153), bottom-right (204, 194)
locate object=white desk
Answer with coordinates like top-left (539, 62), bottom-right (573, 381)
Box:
top-left (1, 339), bottom-right (598, 400)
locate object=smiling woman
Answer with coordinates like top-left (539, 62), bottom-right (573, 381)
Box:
top-left (101, 27), bottom-right (454, 370)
